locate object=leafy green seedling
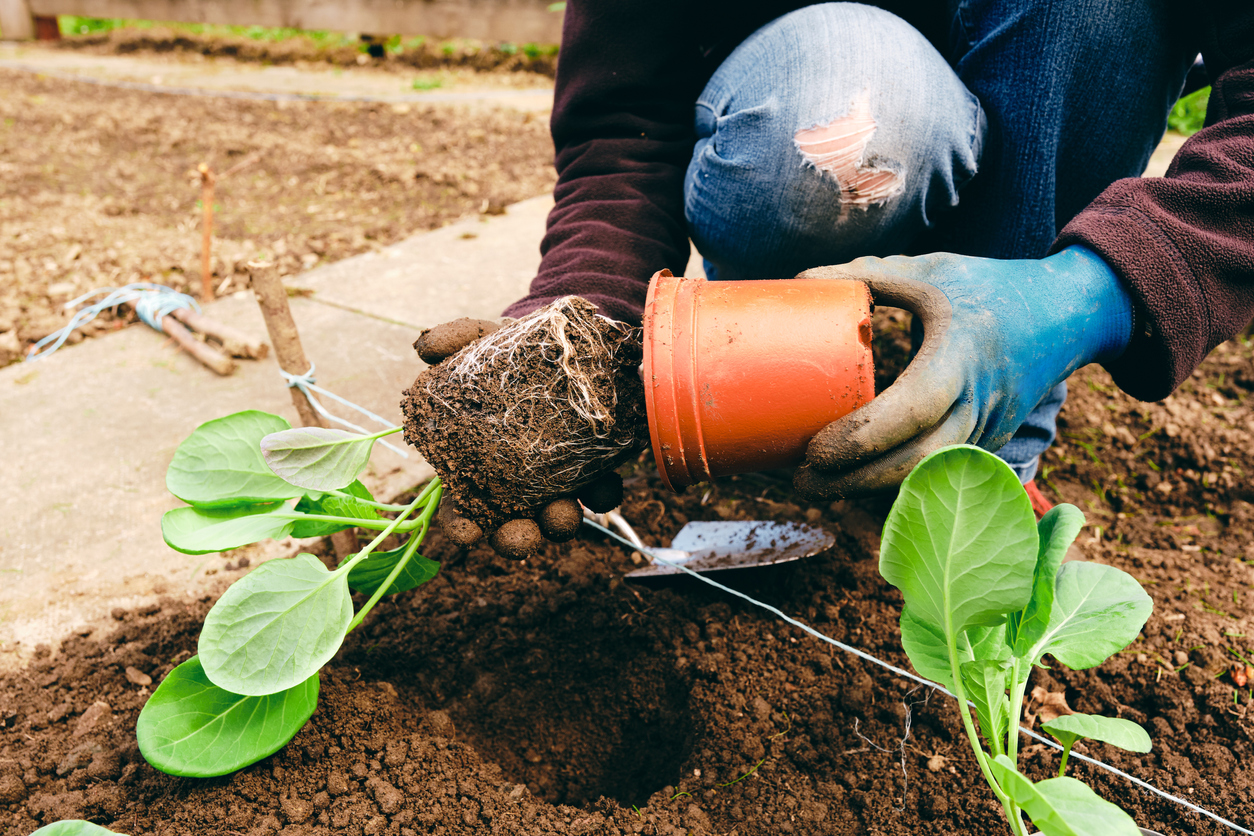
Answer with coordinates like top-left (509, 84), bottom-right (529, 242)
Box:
top-left (28, 824), bottom-right (125, 836)
top-left (141, 411), bottom-right (438, 777)
top-left (879, 445), bottom-right (1153, 836)
top-left (1041, 713), bottom-right (1151, 777)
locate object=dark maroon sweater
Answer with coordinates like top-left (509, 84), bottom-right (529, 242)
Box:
top-left (503, 0), bottom-right (1254, 403)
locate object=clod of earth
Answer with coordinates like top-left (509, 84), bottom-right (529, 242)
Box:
top-left (538, 497), bottom-right (583, 542)
top-left (402, 297), bottom-right (649, 526)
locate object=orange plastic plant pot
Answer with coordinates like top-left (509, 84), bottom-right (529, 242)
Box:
top-left (642, 269), bottom-right (875, 492)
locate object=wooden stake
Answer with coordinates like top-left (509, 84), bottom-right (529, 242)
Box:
top-left (198, 163), bottom-right (215, 302)
top-left (168, 307), bottom-right (269, 359)
top-left (250, 267), bottom-right (321, 429)
top-left (250, 265), bottom-right (356, 563)
top-left (125, 302), bottom-right (235, 376)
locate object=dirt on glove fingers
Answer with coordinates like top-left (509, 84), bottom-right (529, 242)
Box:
top-left (402, 297), bottom-right (648, 527)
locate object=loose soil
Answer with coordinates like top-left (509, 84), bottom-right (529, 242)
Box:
top-left (0, 64), bottom-right (556, 364)
top-left (4, 312), bottom-right (1254, 835)
top-left (403, 299), bottom-right (649, 527)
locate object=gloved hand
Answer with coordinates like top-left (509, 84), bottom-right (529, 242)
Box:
top-left (414, 317), bottom-right (625, 558)
top-left (791, 246), bottom-right (1134, 499)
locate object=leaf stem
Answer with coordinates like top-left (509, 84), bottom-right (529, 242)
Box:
top-left (335, 480), bottom-right (440, 575)
top-left (1057, 743), bottom-right (1072, 778)
top-left (324, 488), bottom-right (413, 512)
top-left (947, 634), bottom-right (1015, 824)
top-left (347, 482), bottom-right (441, 632)
top-left (274, 511), bottom-right (424, 532)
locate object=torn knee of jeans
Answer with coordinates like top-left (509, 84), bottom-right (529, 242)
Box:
top-left (794, 92), bottom-right (903, 207)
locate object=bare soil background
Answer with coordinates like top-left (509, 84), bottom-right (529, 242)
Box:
top-left (0, 64), bottom-right (556, 364)
top-left (2, 318), bottom-right (1253, 835)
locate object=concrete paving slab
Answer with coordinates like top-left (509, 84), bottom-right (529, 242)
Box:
top-left (0, 294), bottom-right (433, 670)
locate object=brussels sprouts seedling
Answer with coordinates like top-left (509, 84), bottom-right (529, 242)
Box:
top-left (879, 445), bottom-right (1153, 836)
top-left (138, 411), bottom-right (436, 777)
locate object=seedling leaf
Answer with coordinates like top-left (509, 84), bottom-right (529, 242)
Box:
top-left (1041, 713), bottom-right (1151, 753)
top-left (1031, 562), bottom-right (1153, 669)
top-left (167, 411), bottom-right (304, 507)
top-left (136, 655), bottom-right (318, 777)
top-left (961, 658), bottom-right (1010, 747)
top-left (199, 553), bottom-right (353, 696)
top-left (899, 606), bottom-right (1009, 689)
top-left (1012, 504), bottom-right (1085, 655)
top-left (880, 445), bottom-right (1037, 644)
top-left (162, 504), bottom-right (295, 555)
top-left (291, 480), bottom-right (381, 537)
top-left (261, 427), bottom-right (378, 491)
top-left (343, 547), bottom-right (440, 596)
top-left (29, 824), bottom-right (126, 836)
top-left (989, 755), bottom-right (1139, 836)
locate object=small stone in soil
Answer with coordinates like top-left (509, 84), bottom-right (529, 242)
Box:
top-left (539, 498), bottom-right (582, 542)
top-left (490, 519), bottom-right (543, 560)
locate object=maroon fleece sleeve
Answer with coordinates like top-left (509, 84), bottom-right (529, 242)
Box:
top-left (501, 0), bottom-right (703, 325)
top-left (1054, 5), bottom-right (1254, 402)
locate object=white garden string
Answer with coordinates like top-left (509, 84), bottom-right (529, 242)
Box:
top-left (281, 364), bottom-right (408, 458)
top-left (581, 518), bottom-right (1254, 836)
top-left (25, 282), bottom-right (198, 361)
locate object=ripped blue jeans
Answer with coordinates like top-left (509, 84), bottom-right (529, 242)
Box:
top-left (683, 1), bottom-right (1193, 482)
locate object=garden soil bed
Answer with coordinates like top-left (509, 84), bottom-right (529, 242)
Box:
top-left (3, 316), bottom-right (1254, 835)
top-left (0, 64), bottom-right (556, 365)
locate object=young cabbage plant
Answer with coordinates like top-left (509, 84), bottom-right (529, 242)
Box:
top-left (138, 411), bottom-right (436, 778)
top-left (29, 824), bottom-right (124, 836)
top-left (879, 445), bottom-right (1153, 836)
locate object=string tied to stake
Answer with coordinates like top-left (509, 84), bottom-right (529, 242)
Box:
top-left (280, 363), bottom-right (408, 458)
top-left (26, 283), bottom-right (199, 362)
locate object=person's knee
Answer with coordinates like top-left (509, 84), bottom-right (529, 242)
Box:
top-left (685, 2), bottom-right (983, 277)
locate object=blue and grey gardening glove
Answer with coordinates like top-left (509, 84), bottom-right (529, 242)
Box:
top-left (792, 246), bottom-right (1135, 499)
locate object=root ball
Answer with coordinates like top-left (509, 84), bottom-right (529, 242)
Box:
top-left (402, 297), bottom-right (648, 526)
top-left (490, 519), bottom-right (543, 560)
top-left (539, 498), bottom-right (583, 542)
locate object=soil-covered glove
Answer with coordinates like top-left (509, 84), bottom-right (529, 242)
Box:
top-left (792, 246), bottom-right (1134, 499)
top-left (414, 317), bottom-right (624, 558)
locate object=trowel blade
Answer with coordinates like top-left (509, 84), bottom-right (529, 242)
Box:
top-left (625, 521), bottom-right (834, 578)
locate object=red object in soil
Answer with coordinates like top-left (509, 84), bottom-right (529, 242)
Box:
top-left (642, 269), bottom-right (874, 491)
top-left (1024, 479), bottom-right (1054, 519)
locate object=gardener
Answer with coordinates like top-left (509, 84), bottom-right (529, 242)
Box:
top-left (425, 1), bottom-right (1254, 537)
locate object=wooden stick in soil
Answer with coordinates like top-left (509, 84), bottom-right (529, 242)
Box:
top-left (198, 163), bottom-right (215, 302)
top-left (168, 307), bottom-right (269, 359)
top-left (250, 266), bottom-right (357, 564)
top-left (125, 302), bottom-right (236, 376)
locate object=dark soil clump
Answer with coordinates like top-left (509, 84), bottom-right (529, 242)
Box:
top-left (402, 297), bottom-right (648, 527)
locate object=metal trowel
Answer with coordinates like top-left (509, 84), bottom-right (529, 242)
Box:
top-left (584, 509), bottom-right (835, 578)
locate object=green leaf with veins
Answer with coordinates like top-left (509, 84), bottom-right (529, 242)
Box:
top-left (961, 658), bottom-right (1010, 748)
top-left (899, 605), bottom-right (1009, 690)
top-left (29, 823), bottom-right (127, 836)
top-left (199, 553), bottom-right (353, 696)
top-left (879, 445), bottom-right (1038, 649)
top-left (1042, 713), bottom-right (1151, 753)
top-left (1029, 562), bottom-right (1153, 669)
top-left (136, 655), bottom-right (318, 777)
top-left (162, 503), bottom-right (294, 555)
top-left (1011, 504), bottom-right (1085, 655)
top-left (167, 411), bottom-right (306, 507)
top-left (989, 755), bottom-right (1139, 836)
top-left (291, 480), bottom-right (381, 538)
top-left (343, 547), bottom-right (439, 597)
top-left (261, 426), bottom-right (384, 491)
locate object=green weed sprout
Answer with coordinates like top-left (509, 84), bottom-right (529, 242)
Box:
top-left (878, 445), bottom-right (1153, 836)
top-left (138, 411), bottom-right (434, 777)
